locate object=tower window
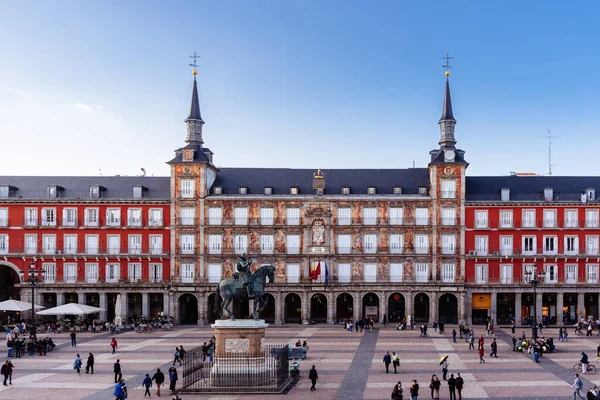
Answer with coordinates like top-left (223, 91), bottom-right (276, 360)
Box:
top-left (393, 187), bottom-right (402, 195)
top-left (290, 187), bottom-right (298, 195)
top-left (342, 187), bottom-right (350, 195)
top-left (367, 186), bottom-right (376, 195)
top-left (264, 187), bottom-right (272, 195)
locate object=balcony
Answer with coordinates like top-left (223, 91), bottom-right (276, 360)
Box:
top-left (176, 217), bottom-right (199, 226)
top-left (0, 246), bottom-right (168, 257)
top-left (126, 219), bottom-right (143, 228)
top-left (467, 247), bottom-right (600, 258)
top-left (59, 219), bottom-right (80, 228)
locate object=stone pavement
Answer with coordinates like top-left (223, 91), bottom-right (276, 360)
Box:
top-left (3, 324), bottom-right (600, 399)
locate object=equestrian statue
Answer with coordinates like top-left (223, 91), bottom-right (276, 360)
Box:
top-left (213, 254), bottom-right (275, 321)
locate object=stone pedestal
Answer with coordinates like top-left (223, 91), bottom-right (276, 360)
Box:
top-left (211, 319), bottom-right (269, 357)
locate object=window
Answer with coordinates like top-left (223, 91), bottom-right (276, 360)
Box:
top-left (415, 234), bottom-right (429, 254)
top-left (133, 186), bottom-right (143, 199)
top-left (418, 187), bottom-right (428, 196)
top-left (544, 264), bottom-right (558, 283)
top-left (90, 186), bottom-right (99, 198)
top-left (85, 263), bottom-right (99, 283)
top-left (0, 208), bottom-right (7, 227)
top-left (234, 234), bottom-right (248, 254)
top-left (587, 236), bottom-right (599, 256)
top-left (342, 187), bottom-right (350, 195)
top-left (500, 264), bottom-right (513, 284)
top-left (415, 208), bottom-right (429, 225)
top-left (0, 235), bottom-right (7, 255)
top-left (565, 236), bottom-right (579, 255)
top-left (286, 208), bottom-right (300, 225)
top-left (364, 234), bottom-right (377, 254)
top-left (234, 207), bottom-right (249, 225)
top-left (393, 187), bottom-right (402, 195)
top-left (543, 236), bottom-right (558, 255)
top-left (290, 187), bottom-right (298, 195)
top-left (180, 179), bottom-right (195, 198)
top-left (586, 210), bottom-right (599, 228)
top-left (441, 179), bottom-right (456, 199)
top-left (501, 188), bottom-right (510, 201)
top-left (84, 208), bottom-right (98, 226)
top-left (0, 186), bottom-right (8, 198)
top-left (390, 263), bottom-right (403, 282)
top-left (128, 235), bottom-right (142, 255)
top-left (389, 208), bottom-right (403, 225)
top-left (207, 264), bottom-right (222, 283)
top-left (260, 208), bottom-right (274, 225)
top-left (107, 235), bottom-right (120, 255)
top-left (337, 234), bottom-right (351, 254)
top-left (149, 263), bottom-right (163, 282)
top-left (180, 234), bottom-right (195, 255)
top-left (475, 210), bottom-right (488, 228)
top-left (25, 208), bottom-right (37, 227)
top-left (543, 209), bottom-right (556, 228)
top-left (522, 265), bottom-right (535, 283)
top-left (441, 234), bottom-right (455, 255)
top-left (441, 208), bottom-right (455, 226)
top-left (106, 263), bottom-right (120, 282)
top-left (363, 208), bottom-right (377, 225)
top-left (338, 263), bottom-right (351, 283)
top-left (213, 186), bottom-right (222, 195)
top-left (390, 234), bottom-right (403, 254)
top-left (239, 187), bottom-right (247, 195)
top-left (42, 208), bottom-right (56, 227)
top-left (337, 208), bottom-right (351, 225)
top-left (415, 263), bottom-right (428, 282)
top-left (42, 235), bottom-right (56, 255)
top-left (63, 263), bottom-right (77, 283)
top-left (286, 234), bottom-right (300, 254)
top-left (565, 209), bottom-right (578, 228)
top-left (64, 235), bottom-right (77, 255)
top-left (43, 263), bottom-right (56, 283)
top-left (364, 263), bottom-right (377, 282)
top-left (106, 208), bottom-right (121, 226)
top-left (62, 208), bottom-right (77, 227)
top-left (522, 236), bottom-right (536, 255)
top-left (586, 189), bottom-right (596, 202)
top-left (24, 235), bottom-right (36, 254)
top-left (180, 207), bottom-right (195, 225)
top-left (442, 263), bottom-right (455, 283)
top-left (149, 209), bottom-right (163, 226)
top-left (587, 264), bottom-right (598, 284)
top-left (544, 188), bottom-right (553, 201)
top-left (260, 235), bottom-right (274, 254)
top-left (475, 236), bottom-right (488, 256)
top-left (128, 263), bottom-right (142, 281)
top-left (127, 208), bottom-right (142, 226)
top-left (566, 264), bottom-right (577, 284)
top-left (286, 263), bottom-right (300, 283)
top-left (522, 210), bottom-right (535, 228)
top-left (208, 208), bottom-right (222, 225)
top-left (367, 187), bottom-right (376, 195)
top-left (475, 264), bottom-right (488, 284)
top-left (500, 236), bottom-right (513, 256)
top-left (150, 235), bottom-right (163, 255)
top-left (181, 263), bottom-right (195, 283)
top-left (499, 210), bottom-right (513, 228)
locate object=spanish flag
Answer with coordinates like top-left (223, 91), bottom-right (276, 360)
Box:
top-left (311, 261), bottom-right (321, 281)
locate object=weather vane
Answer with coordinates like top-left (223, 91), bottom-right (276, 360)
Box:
top-left (442, 53), bottom-right (453, 77)
top-left (189, 51), bottom-right (200, 73)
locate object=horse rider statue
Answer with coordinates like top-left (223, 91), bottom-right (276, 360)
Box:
top-left (236, 253), bottom-right (253, 297)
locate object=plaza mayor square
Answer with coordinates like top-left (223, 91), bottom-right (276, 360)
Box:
top-left (2, 2), bottom-right (600, 400)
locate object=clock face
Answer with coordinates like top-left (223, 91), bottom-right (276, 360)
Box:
top-left (182, 149), bottom-right (194, 161)
top-left (444, 149), bottom-right (455, 162)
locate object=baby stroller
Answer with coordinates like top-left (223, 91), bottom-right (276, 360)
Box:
top-left (290, 359), bottom-right (301, 379)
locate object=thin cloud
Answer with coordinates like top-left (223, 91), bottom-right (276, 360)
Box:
top-left (9, 88), bottom-right (26, 96)
top-left (75, 102), bottom-right (93, 112)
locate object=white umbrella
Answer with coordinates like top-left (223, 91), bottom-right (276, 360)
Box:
top-left (114, 294), bottom-right (123, 327)
top-left (36, 303), bottom-right (104, 315)
top-left (0, 299), bottom-right (45, 312)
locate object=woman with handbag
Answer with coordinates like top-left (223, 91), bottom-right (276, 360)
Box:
top-left (391, 381), bottom-right (403, 400)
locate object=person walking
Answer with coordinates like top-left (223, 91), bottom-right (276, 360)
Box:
top-left (309, 364), bottom-right (318, 391)
top-left (478, 346), bottom-right (485, 363)
top-left (392, 352), bottom-right (400, 373)
top-left (70, 331), bottom-right (77, 347)
top-left (142, 373), bottom-right (153, 397)
top-left (114, 359), bottom-right (122, 383)
top-left (478, 334), bottom-right (484, 350)
top-left (73, 354), bottom-right (83, 375)
top-left (468, 334), bottom-right (475, 350)
top-left (432, 375), bottom-right (441, 400)
top-left (383, 351), bottom-right (392, 373)
top-left (179, 346), bottom-right (186, 363)
top-left (456, 373), bottom-right (464, 400)
top-left (173, 347), bottom-right (182, 366)
top-left (391, 381), bottom-right (403, 400)
top-left (533, 345), bottom-right (541, 363)
top-left (114, 379), bottom-right (126, 400)
top-left (429, 375), bottom-right (436, 399)
top-left (441, 357), bottom-right (449, 380)
top-left (452, 329), bottom-right (457, 343)
top-left (5, 361), bottom-right (13, 385)
top-left (85, 352), bottom-right (94, 374)
top-left (410, 379), bottom-right (419, 400)
top-left (490, 338), bottom-right (498, 358)
top-left (572, 373), bottom-right (585, 400)
top-left (439, 321), bottom-right (445, 335)
top-left (512, 336), bottom-right (517, 351)
top-left (448, 373), bottom-right (457, 400)
top-left (110, 337), bottom-right (118, 354)
top-left (168, 366), bottom-right (178, 394)
top-left (152, 368), bottom-right (165, 397)
top-left (1, 360), bottom-right (11, 386)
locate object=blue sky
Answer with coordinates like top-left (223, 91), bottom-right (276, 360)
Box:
top-left (1, 1), bottom-right (599, 176)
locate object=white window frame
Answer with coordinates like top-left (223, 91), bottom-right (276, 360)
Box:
top-left (180, 207), bottom-right (195, 226)
top-left (150, 235), bottom-right (163, 255)
top-left (207, 234), bottom-right (222, 255)
top-left (544, 264), bottom-right (558, 284)
top-left (441, 263), bottom-right (455, 283)
top-left (43, 263), bottom-right (56, 283)
top-left (337, 234), bottom-right (351, 254)
top-left (475, 264), bottom-right (488, 284)
top-left (86, 235), bottom-right (99, 255)
top-left (286, 208), bottom-right (300, 226)
top-left (363, 208), bottom-right (377, 225)
top-left (207, 263), bottom-right (222, 283)
top-left (181, 263), bottom-right (195, 283)
top-left (363, 263), bottom-right (377, 283)
top-left (364, 234), bottom-right (377, 254)
top-left (62, 208), bottom-right (77, 227)
top-left (107, 235), bottom-right (120, 255)
top-left (415, 234), bottom-right (429, 254)
top-left (85, 263), bottom-right (99, 283)
top-left (586, 209), bottom-right (599, 228)
top-left (543, 209), bottom-right (557, 228)
top-left (127, 208), bottom-right (142, 227)
top-left (441, 234), bottom-right (456, 255)
top-left (64, 234), bottom-right (77, 255)
top-left (42, 234), bottom-right (56, 255)
top-left (128, 235), bottom-right (142, 255)
top-left (260, 208), bottom-right (274, 226)
top-left (149, 263), bottom-right (163, 282)
top-left (234, 207), bottom-right (249, 225)
top-left (337, 208), bottom-right (351, 225)
top-left (587, 264), bottom-right (599, 284)
top-left (587, 236), bottom-right (599, 256)
top-left (500, 235), bottom-right (513, 256)
top-left (148, 209), bottom-right (163, 226)
top-left (441, 179), bottom-right (456, 199)
top-left (0, 208), bottom-right (7, 227)
top-left (564, 209), bottom-right (578, 228)
top-left (500, 264), bottom-right (513, 284)
top-left (180, 234), bottom-right (195, 255)
top-left (522, 209), bottom-right (536, 228)
top-left (565, 236), bottom-right (579, 256)
top-left (84, 208), bottom-right (99, 227)
top-left (389, 234), bottom-right (403, 254)
top-left (208, 208), bottom-right (223, 225)
top-left (106, 208), bottom-right (121, 227)
top-left (24, 234), bottom-right (37, 255)
top-left (106, 263), bottom-right (120, 283)
top-left (286, 263), bottom-right (300, 283)
top-left (500, 188), bottom-right (510, 201)
top-left (390, 263), bottom-right (403, 283)
top-left (234, 234), bottom-right (248, 255)
top-left (128, 263), bottom-right (142, 282)
top-left (543, 235), bottom-right (558, 255)
top-left (0, 235), bottom-right (8, 255)
top-left (286, 234), bottom-right (300, 255)
top-left (25, 208), bottom-right (38, 227)
top-left (389, 208), bottom-right (403, 225)
top-left (260, 235), bottom-right (274, 254)
top-left (544, 187), bottom-right (553, 201)
top-left (475, 210), bottom-right (488, 229)
top-left (441, 208), bottom-right (455, 226)
top-left (337, 263), bottom-right (351, 283)
top-left (415, 263), bottom-right (428, 282)
top-left (523, 264), bottom-right (537, 283)
top-left (565, 264), bottom-right (577, 284)
top-left (522, 236), bottom-right (536, 255)
top-left (180, 179), bottom-right (195, 198)
top-left (415, 208), bottom-right (429, 226)
top-left (41, 208), bottom-right (56, 227)
top-left (475, 236), bottom-right (488, 256)
top-left (499, 210), bottom-right (513, 228)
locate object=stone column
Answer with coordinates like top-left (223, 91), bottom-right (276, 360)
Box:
top-left (459, 291), bottom-right (467, 325)
top-left (301, 291), bottom-right (309, 324)
top-left (142, 293), bottom-right (149, 318)
top-left (490, 291), bottom-right (498, 324)
top-left (56, 292), bottom-right (64, 306)
top-left (163, 292), bottom-right (170, 317)
top-left (198, 292), bottom-right (206, 325)
top-left (122, 293), bottom-right (128, 319)
top-left (379, 291), bottom-right (387, 323)
top-left (78, 292), bottom-right (84, 305)
top-left (556, 293), bottom-right (564, 325)
top-left (515, 292), bottom-right (522, 326)
top-left (429, 292), bottom-right (438, 324)
top-left (578, 292), bottom-right (585, 320)
top-left (405, 291), bottom-right (413, 321)
top-left (274, 292), bottom-right (283, 325)
top-left (99, 292), bottom-right (107, 321)
top-left (327, 293), bottom-right (335, 324)
top-left (353, 292), bottom-right (361, 321)
top-left (536, 292), bottom-right (543, 325)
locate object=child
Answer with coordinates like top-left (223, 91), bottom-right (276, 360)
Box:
top-left (142, 373), bottom-right (152, 397)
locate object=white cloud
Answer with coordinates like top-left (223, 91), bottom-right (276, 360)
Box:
top-left (75, 102), bottom-right (93, 112)
top-left (9, 88), bottom-right (26, 96)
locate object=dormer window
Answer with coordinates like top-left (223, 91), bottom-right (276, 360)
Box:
top-left (501, 188), bottom-right (510, 202)
top-left (419, 187), bottom-right (428, 196)
top-left (544, 187), bottom-right (553, 202)
top-left (0, 186), bottom-right (8, 198)
top-left (586, 188), bottom-right (596, 202)
top-left (264, 187), bottom-right (272, 195)
top-left (342, 187), bottom-right (350, 195)
top-left (47, 186), bottom-right (57, 198)
top-left (133, 186), bottom-right (146, 199)
top-left (90, 186), bottom-right (100, 198)
top-left (239, 187), bottom-right (247, 195)
top-left (367, 186), bottom-right (376, 195)
top-left (213, 186), bottom-right (222, 195)
top-left (290, 187), bottom-right (298, 195)
top-left (393, 186), bottom-right (402, 195)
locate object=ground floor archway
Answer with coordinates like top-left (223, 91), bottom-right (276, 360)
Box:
top-left (496, 293), bottom-right (515, 324)
top-left (542, 293), bottom-right (557, 325)
top-left (438, 293), bottom-right (458, 324)
top-left (336, 293), bottom-right (354, 322)
top-left (520, 293), bottom-right (534, 325)
top-left (127, 293), bottom-right (142, 320)
top-left (388, 293), bottom-right (405, 322)
top-left (107, 293), bottom-right (118, 322)
top-left (585, 293), bottom-right (598, 321)
top-left (178, 293), bottom-right (198, 324)
top-left (564, 293), bottom-right (577, 323)
top-left (85, 293), bottom-right (100, 321)
top-left (284, 293), bottom-right (302, 323)
top-left (149, 293), bottom-right (164, 320)
top-left (362, 292), bottom-right (379, 320)
top-left (310, 293), bottom-right (327, 323)
top-left (0, 263), bottom-right (20, 302)
top-left (414, 293), bottom-right (430, 323)
top-left (207, 294), bottom-right (217, 323)
top-left (261, 293), bottom-right (275, 323)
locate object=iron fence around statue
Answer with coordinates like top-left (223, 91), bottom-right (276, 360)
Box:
top-left (181, 344), bottom-right (290, 393)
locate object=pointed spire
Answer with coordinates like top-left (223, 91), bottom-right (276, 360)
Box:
top-left (186, 74), bottom-right (204, 122)
top-left (438, 71), bottom-right (457, 148)
top-left (439, 75), bottom-right (455, 122)
top-left (185, 71), bottom-right (204, 145)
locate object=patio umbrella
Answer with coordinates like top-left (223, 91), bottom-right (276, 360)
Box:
top-left (114, 294), bottom-right (123, 326)
top-left (0, 298), bottom-right (45, 312)
top-left (438, 355), bottom-right (449, 365)
top-left (36, 303), bottom-right (104, 315)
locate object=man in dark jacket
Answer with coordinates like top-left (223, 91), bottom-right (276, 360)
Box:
top-left (86, 352), bottom-right (95, 374)
top-left (309, 365), bottom-right (318, 391)
top-left (490, 338), bottom-right (498, 358)
top-left (456, 373), bottom-right (464, 400)
top-left (152, 368), bottom-right (165, 397)
top-left (383, 351), bottom-right (392, 373)
top-left (114, 359), bottom-right (122, 383)
top-left (448, 373), bottom-right (457, 400)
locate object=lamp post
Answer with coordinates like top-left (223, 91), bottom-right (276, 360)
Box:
top-left (524, 265), bottom-right (546, 340)
top-left (19, 261), bottom-right (45, 326)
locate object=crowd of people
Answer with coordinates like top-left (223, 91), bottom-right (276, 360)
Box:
top-left (341, 318), bottom-right (376, 332)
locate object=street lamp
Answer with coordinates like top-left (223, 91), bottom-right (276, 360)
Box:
top-left (524, 265), bottom-right (546, 340)
top-left (19, 261), bottom-right (45, 326)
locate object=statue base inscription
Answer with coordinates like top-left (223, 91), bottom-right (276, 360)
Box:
top-left (211, 319), bottom-right (268, 357)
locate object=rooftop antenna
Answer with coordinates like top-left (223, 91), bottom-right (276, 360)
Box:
top-left (544, 129), bottom-right (558, 175)
top-left (99, 169), bottom-right (102, 176)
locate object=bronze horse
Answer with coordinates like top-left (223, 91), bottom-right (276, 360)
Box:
top-left (213, 264), bottom-right (275, 321)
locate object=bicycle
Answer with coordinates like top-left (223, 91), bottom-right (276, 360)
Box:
top-left (573, 362), bottom-right (597, 374)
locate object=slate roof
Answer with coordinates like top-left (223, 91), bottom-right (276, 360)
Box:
top-left (186, 76), bottom-right (203, 121)
top-left (212, 168), bottom-right (430, 195)
top-left (168, 144), bottom-right (214, 164)
top-left (439, 78), bottom-right (455, 122)
top-left (0, 176), bottom-right (170, 200)
top-left (466, 176), bottom-right (600, 202)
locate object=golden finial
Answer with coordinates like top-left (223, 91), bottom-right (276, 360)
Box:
top-left (445, 70), bottom-right (450, 77)
top-left (313, 169), bottom-right (325, 179)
